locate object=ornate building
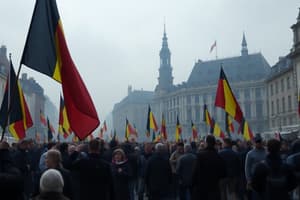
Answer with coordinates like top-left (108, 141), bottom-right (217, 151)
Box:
top-left (113, 27), bottom-right (272, 140)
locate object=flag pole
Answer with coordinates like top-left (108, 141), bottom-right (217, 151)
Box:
top-left (1, 55), bottom-right (24, 141)
top-left (215, 41), bottom-right (218, 60)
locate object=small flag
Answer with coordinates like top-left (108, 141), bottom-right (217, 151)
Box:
top-left (125, 118), bottom-right (135, 141)
top-left (191, 121), bottom-right (198, 141)
top-left (203, 104), bottom-right (213, 127)
top-left (211, 118), bottom-right (225, 138)
top-left (160, 113), bottom-right (168, 140)
top-left (215, 67), bottom-right (244, 124)
top-left (0, 59), bottom-right (33, 140)
top-left (47, 117), bottom-right (54, 142)
top-left (146, 105), bottom-right (158, 137)
top-left (240, 118), bottom-right (253, 141)
top-left (175, 115), bottom-right (182, 142)
top-left (103, 120), bottom-right (107, 132)
top-left (40, 110), bottom-right (47, 126)
top-left (209, 40), bottom-right (217, 53)
top-left (225, 112), bottom-right (234, 137)
top-left (58, 95), bottom-right (72, 139)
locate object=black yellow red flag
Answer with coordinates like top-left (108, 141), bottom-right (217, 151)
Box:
top-left (20, 0), bottom-right (99, 140)
top-left (175, 115), bottom-right (182, 142)
top-left (0, 60), bottom-right (33, 140)
top-left (59, 95), bottom-right (72, 139)
top-left (160, 113), bottom-right (167, 140)
top-left (146, 106), bottom-right (158, 137)
top-left (215, 67), bottom-right (243, 124)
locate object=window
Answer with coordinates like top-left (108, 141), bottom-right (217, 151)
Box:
top-left (276, 99), bottom-right (280, 114)
top-left (281, 79), bottom-right (284, 92)
top-left (288, 95), bottom-right (292, 111)
top-left (275, 82), bottom-right (279, 94)
top-left (187, 95), bottom-right (191, 105)
top-left (282, 97), bottom-right (285, 113)
top-left (203, 94), bottom-right (207, 104)
top-left (245, 89), bottom-right (250, 99)
top-left (256, 102), bottom-right (263, 118)
top-left (270, 84), bottom-right (274, 96)
top-left (287, 77), bottom-right (291, 89)
top-left (271, 101), bottom-right (274, 115)
top-left (196, 106), bottom-right (200, 121)
top-left (245, 103), bottom-right (251, 118)
top-left (255, 88), bottom-right (261, 98)
top-left (195, 95), bottom-right (199, 104)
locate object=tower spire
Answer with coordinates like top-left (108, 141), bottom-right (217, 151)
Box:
top-left (241, 32), bottom-right (248, 56)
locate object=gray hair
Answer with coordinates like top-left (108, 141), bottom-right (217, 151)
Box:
top-left (40, 169), bottom-right (64, 193)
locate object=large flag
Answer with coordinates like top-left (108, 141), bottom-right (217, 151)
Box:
top-left (225, 112), bottom-right (234, 136)
top-left (20, 0), bottom-right (99, 140)
top-left (175, 115), bottom-right (182, 142)
top-left (40, 110), bottom-right (47, 126)
top-left (47, 117), bottom-right (54, 141)
top-left (58, 95), bottom-right (72, 139)
top-left (160, 113), bottom-right (167, 140)
top-left (0, 60), bottom-right (33, 140)
top-left (125, 118), bottom-right (135, 141)
top-left (240, 118), bottom-right (254, 141)
top-left (146, 106), bottom-right (158, 137)
top-left (191, 121), bottom-right (198, 141)
top-left (215, 67), bottom-right (243, 124)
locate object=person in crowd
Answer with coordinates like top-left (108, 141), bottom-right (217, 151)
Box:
top-left (71, 139), bottom-right (114, 200)
top-left (34, 169), bottom-right (69, 200)
top-left (13, 140), bottom-right (32, 199)
top-left (34, 149), bottom-right (72, 199)
top-left (218, 138), bottom-right (241, 200)
top-left (39, 142), bottom-right (57, 172)
top-left (286, 139), bottom-right (300, 199)
top-left (169, 142), bottom-right (184, 198)
top-left (280, 140), bottom-right (290, 162)
top-left (191, 135), bottom-right (226, 200)
top-left (134, 146), bottom-right (146, 200)
top-left (111, 148), bottom-right (131, 200)
top-left (145, 143), bottom-right (173, 200)
top-left (252, 139), bottom-right (297, 199)
top-left (176, 144), bottom-right (197, 200)
top-left (244, 133), bottom-right (266, 199)
top-left (0, 141), bottom-right (24, 200)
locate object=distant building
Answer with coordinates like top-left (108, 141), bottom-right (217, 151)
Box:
top-left (265, 56), bottom-right (298, 132)
top-left (112, 86), bottom-right (154, 141)
top-left (113, 27), bottom-right (272, 140)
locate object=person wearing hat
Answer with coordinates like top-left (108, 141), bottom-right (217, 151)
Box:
top-left (34, 168), bottom-right (69, 200)
top-left (111, 148), bottom-right (131, 200)
top-left (245, 133), bottom-right (266, 199)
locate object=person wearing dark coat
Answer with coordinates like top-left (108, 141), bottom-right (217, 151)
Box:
top-left (252, 139), bottom-right (297, 200)
top-left (0, 141), bottom-right (24, 200)
top-left (218, 138), bottom-right (241, 200)
top-left (33, 169), bottom-right (69, 200)
top-left (176, 144), bottom-right (197, 200)
top-left (145, 143), bottom-right (173, 200)
top-left (34, 149), bottom-right (73, 199)
top-left (191, 135), bottom-right (226, 200)
top-left (111, 148), bottom-right (131, 200)
top-left (71, 139), bottom-right (114, 200)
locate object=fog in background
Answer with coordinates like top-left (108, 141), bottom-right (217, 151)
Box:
top-left (0, 0), bottom-right (299, 123)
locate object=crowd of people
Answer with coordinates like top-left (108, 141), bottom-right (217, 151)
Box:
top-left (0, 133), bottom-right (300, 200)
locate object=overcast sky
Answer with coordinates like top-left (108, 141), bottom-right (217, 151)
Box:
top-left (0, 0), bottom-right (299, 122)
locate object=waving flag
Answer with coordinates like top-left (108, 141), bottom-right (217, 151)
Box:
top-left (175, 115), bottom-right (182, 142)
top-left (240, 118), bottom-right (253, 141)
top-left (160, 113), bottom-right (167, 140)
top-left (211, 118), bottom-right (225, 139)
top-left (203, 104), bottom-right (213, 127)
top-left (191, 121), bottom-right (198, 140)
top-left (58, 95), bottom-right (72, 139)
top-left (40, 110), bottom-right (47, 126)
top-left (125, 118), bottom-right (135, 141)
top-left (20, 0), bottom-right (99, 140)
top-left (215, 67), bottom-right (243, 124)
top-left (146, 105), bottom-right (158, 137)
top-left (0, 60), bottom-right (33, 140)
